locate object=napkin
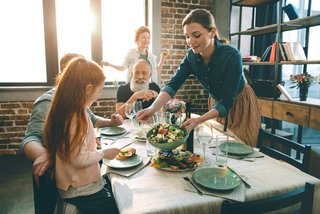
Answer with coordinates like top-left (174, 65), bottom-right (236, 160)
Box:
top-left (184, 175), bottom-right (246, 202)
top-left (105, 156), bottom-right (151, 177)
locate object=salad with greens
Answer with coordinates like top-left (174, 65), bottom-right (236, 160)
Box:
top-left (147, 124), bottom-right (187, 144)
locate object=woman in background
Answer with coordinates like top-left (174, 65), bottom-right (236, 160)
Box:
top-left (101, 26), bottom-right (168, 85)
top-left (137, 9), bottom-right (261, 147)
top-left (44, 57), bottom-right (119, 214)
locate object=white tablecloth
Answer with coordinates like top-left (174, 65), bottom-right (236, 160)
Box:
top-left (101, 120), bottom-right (320, 214)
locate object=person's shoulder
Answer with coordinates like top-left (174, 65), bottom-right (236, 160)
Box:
top-left (218, 41), bottom-right (240, 56)
top-left (149, 82), bottom-right (161, 91)
top-left (117, 83), bottom-right (130, 91)
top-left (34, 88), bottom-right (55, 104)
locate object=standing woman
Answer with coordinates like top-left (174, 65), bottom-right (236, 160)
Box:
top-left (137, 9), bottom-right (261, 147)
top-left (43, 57), bottom-right (120, 213)
top-left (101, 26), bottom-right (168, 85)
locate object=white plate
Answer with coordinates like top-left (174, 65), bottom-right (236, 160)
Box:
top-left (193, 167), bottom-right (241, 191)
top-left (100, 127), bottom-right (126, 136)
top-left (104, 155), bottom-right (143, 169)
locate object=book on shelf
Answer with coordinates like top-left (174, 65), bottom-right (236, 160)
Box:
top-left (283, 42), bottom-right (307, 61)
top-left (279, 43), bottom-right (288, 61)
top-left (242, 55), bottom-right (258, 62)
top-left (277, 84), bottom-right (293, 101)
top-left (269, 42), bottom-right (277, 62)
top-left (260, 45), bottom-right (272, 62)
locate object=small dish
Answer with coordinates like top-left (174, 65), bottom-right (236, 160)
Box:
top-left (100, 127), bottom-right (126, 136)
top-left (219, 142), bottom-right (254, 156)
top-left (104, 154), bottom-right (143, 169)
top-left (192, 167), bottom-right (242, 191)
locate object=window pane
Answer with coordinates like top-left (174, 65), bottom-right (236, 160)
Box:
top-left (56, 0), bottom-right (92, 67)
top-left (101, 0), bottom-right (145, 82)
top-left (0, 0), bottom-right (46, 83)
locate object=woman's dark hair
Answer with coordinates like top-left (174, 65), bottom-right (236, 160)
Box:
top-left (182, 9), bottom-right (229, 44)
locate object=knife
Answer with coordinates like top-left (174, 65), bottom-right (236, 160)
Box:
top-left (227, 166), bottom-right (251, 188)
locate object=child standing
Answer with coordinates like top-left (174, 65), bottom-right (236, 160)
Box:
top-left (44, 57), bottom-right (120, 214)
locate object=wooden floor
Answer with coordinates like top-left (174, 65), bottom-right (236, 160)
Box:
top-left (0, 154), bottom-right (34, 214)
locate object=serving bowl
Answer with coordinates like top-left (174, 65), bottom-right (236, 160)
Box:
top-left (146, 124), bottom-right (189, 151)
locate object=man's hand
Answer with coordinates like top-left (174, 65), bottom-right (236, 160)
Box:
top-left (32, 150), bottom-right (52, 187)
top-left (110, 114), bottom-right (124, 126)
top-left (134, 89), bottom-right (158, 102)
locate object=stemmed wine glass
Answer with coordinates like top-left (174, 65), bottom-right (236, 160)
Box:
top-left (125, 102), bottom-right (136, 127)
top-left (195, 123), bottom-right (213, 166)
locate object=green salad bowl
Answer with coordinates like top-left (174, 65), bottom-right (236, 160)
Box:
top-left (146, 124), bottom-right (189, 151)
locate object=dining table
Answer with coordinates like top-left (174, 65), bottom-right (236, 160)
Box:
top-left (99, 118), bottom-right (320, 214)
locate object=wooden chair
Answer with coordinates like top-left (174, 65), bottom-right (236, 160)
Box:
top-left (257, 128), bottom-right (311, 172)
top-left (220, 182), bottom-right (315, 214)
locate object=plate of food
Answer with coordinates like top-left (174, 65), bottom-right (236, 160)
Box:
top-left (146, 124), bottom-right (189, 151)
top-left (192, 167), bottom-right (242, 191)
top-left (104, 147), bottom-right (142, 169)
top-left (100, 127), bottom-right (126, 136)
top-left (131, 129), bottom-right (147, 142)
top-left (151, 150), bottom-right (202, 171)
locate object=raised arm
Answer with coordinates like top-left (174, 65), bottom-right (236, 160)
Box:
top-left (156, 51), bottom-right (168, 76)
top-left (101, 60), bottom-right (126, 71)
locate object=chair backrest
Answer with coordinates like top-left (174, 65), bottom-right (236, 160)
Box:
top-left (257, 128), bottom-right (311, 172)
top-left (220, 182), bottom-right (315, 214)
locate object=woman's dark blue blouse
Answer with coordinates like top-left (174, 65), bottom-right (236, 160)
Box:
top-left (162, 40), bottom-right (245, 118)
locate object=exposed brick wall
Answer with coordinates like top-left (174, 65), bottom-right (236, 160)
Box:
top-left (0, 0), bottom-right (214, 155)
top-left (161, 0), bottom-right (213, 115)
top-left (0, 99), bottom-right (116, 155)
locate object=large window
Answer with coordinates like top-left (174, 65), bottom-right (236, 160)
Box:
top-left (0, 0), bottom-right (46, 83)
top-left (0, 0), bottom-right (146, 86)
top-left (282, 0), bottom-right (320, 99)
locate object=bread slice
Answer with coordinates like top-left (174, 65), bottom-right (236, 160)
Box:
top-left (116, 147), bottom-right (136, 160)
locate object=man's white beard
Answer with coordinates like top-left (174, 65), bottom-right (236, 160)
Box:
top-left (130, 79), bottom-right (149, 92)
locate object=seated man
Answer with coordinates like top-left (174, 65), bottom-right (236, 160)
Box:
top-left (21, 53), bottom-right (123, 214)
top-left (116, 59), bottom-right (160, 118)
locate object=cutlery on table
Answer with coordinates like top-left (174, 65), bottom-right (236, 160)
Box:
top-left (182, 175), bottom-right (203, 195)
top-left (227, 166), bottom-right (251, 189)
top-left (100, 130), bottom-right (132, 141)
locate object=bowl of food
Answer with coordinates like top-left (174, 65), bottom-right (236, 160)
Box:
top-left (146, 124), bottom-right (189, 151)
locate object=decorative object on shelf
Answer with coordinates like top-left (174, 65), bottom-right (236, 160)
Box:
top-left (289, 72), bottom-right (316, 101)
top-left (283, 3), bottom-right (299, 20)
top-left (164, 98), bottom-right (186, 124)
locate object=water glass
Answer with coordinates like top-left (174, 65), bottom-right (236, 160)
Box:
top-left (153, 111), bottom-right (172, 125)
top-left (125, 103), bottom-right (136, 126)
top-left (146, 141), bottom-right (157, 157)
top-left (215, 135), bottom-right (229, 168)
top-left (195, 123), bottom-right (213, 166)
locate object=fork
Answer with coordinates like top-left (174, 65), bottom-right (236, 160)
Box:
top-left (182, 175), bottom-right (203, 195)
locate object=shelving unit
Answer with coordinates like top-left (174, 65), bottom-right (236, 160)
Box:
top-left (230, 0), bottom-right (320, 146)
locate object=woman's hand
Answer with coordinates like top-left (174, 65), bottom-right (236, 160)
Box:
top-left (181, 118), bottom-right (200, 131)
top-left (161, 51), bottom-right (168, 60)
top-left (136, 107), bottom-right (155, 123)
top-left (103, 148), bottom-right (120, 160)
top-left (110, 113), bottom-right (124, 126)
top-left (101, 60), bottom-right (110, 66)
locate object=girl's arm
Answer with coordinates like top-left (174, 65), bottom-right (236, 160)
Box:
top-left (156, 51), bottom-right (168, 76)
top-left (101, 61), bottom-right (126, 71)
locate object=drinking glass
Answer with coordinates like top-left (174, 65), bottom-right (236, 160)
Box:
top-left (134, 101), bottom-right (143, 127)
top-left (195, 123), bottom-right (213, 166)
top-left (125, 102), bottom-right (136, 127)
top-left (215, 135), bottom-right (229, 168)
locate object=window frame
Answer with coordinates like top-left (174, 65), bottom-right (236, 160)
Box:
top-left (0, 0), bottom-right (148, 87)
